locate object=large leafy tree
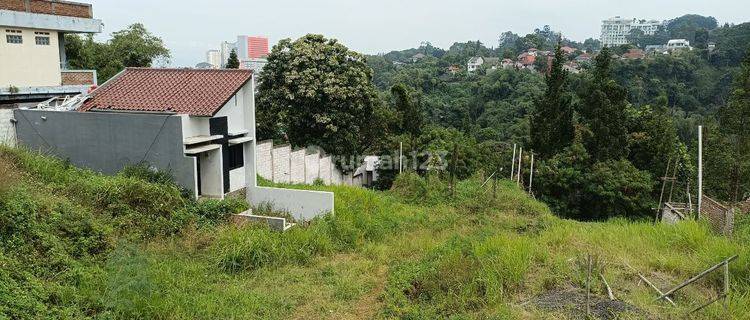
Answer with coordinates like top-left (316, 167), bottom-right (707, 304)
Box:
top-left (66, 23), bottom-right (169, 83)
top-left (577, 47), bottom-right (630, 161)
top-left (256, 34), bottom-right (377, 164)
top-left (391, 84), bottom-right (424, 138)
top-left (531, 42), bottom-right (574, 158)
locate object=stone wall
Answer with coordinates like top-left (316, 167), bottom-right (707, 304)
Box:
top-left (255, 140), bottom-right (356, 187)
top-left (0, 0), bottom-right (93, 18)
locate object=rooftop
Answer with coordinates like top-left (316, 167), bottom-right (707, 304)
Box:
top-left (0, 0), bottom-right (93, 19)
top-left (79, 68), bottom-right (253, 117)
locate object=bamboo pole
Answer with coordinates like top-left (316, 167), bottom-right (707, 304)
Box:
top-left (698, 126), bottom-right (703, 216)
top-left (600, 273), bottom-right (615, 301)
top-left (625, 263), bottom-right (677, 306)
top-left (517, 147), bottom-right (522, 186)
top-left (528, 153), bottom-right (534, 194)
top-left (656, 255), bottom-right (738, 301)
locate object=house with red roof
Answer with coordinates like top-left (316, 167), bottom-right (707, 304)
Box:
top-left (13, 68), bottom-right (334, 220)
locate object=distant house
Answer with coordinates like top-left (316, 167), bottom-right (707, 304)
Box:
top-left (560, 46), bottom-right (576, 55)
top-left (447, 65), bottom-right (462, 74)
top-left (467, 56), bottom-right (484, 73)
top-left (353, 156), bottom-right (380, 187)
top-left (563, 61), bottom-right (581, 74)
top-left (622, 48), bottom-right (645, 60)
top-left (501, 58), bottom-right (515, 69)
top-left (575, 53), bottom-right (592, 62)
top-left (517, 52), bottom-right (536, 69)
top-left (666, 39), bottom-right (692, 51)
top-left (13, 68), bottom-right (334, 220)
top-left (645, 44), bottom-right (668, 55)
top-left (411, 53), bottom-right (426, 62)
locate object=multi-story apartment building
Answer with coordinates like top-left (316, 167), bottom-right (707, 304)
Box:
top-left (0, 0), bottom-right (102, 103)
top-left (237, 35), bottom-right (268, 60)
top-left (206, 49), bottom-right (221, 68)
top-left (220, 41), bottom-right (236, 68)
top-left (600, 16), bottom-right (663, 47)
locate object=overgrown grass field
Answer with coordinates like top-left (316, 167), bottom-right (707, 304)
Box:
top-left (1, 147), bottom-right (748, 319)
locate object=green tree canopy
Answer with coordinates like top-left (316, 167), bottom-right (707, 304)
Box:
top-left (256, 34), bottom-right (377, 164)
top-left (65, 23), bottom-right (170, 83)
top-left (225, 49), bottom-right (240, 69)
top-left (531, 42), bottom-right (574, 158)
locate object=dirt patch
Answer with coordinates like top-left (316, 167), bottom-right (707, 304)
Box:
top-left (529, 288), bottom-right (644, 320)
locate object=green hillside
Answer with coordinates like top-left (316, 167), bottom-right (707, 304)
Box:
top-left (1, 147), bottom-right (748, 319)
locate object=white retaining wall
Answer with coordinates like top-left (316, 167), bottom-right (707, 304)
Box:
top-left (256, 140), bottom-right (359, 187)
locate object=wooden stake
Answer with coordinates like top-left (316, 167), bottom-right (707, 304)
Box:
top-left (528, 153), bottom-right (534, 194)
top-left (698, 125), bottom-right (703, 216)
top-left (625, 263), bottom-right (677, 306)
top-left (587, 255), bottom-right (593, 315)
top-left (656, 255), bottom-right (738, 302)
top-left (600, 273), bottom-right (616, 301)
top-left (517, 147), bottom-right (522, 186)
top-left (655, 158), bottom-right (672, 224)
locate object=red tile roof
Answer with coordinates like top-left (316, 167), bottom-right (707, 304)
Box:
top-left (79, 68), bottom-right (253, 117)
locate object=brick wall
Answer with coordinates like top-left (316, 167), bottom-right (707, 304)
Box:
top-left (61, 70), bottom-right (95, 86)
top-left (0, 0), bottom-right (92, 18)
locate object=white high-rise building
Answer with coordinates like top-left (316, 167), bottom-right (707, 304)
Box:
top-left (206, 50), bottom-right (221, 68)
top-left (600, 16), bottom-right (663, 47)
top-left (220, 41), bottom-right (237, 68)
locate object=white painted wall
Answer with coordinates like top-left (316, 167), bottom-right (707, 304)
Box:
top-left (272, 144), bottom-right (291, 183)
top-left (305, 152), bottom-right (320, 184)
top-left (290, 149), bottom-right (306, 184)
top-left (229, 167), bottom-right (245, 192)
top-left (320, 156), bottom-right (332, 185)
top-left (0, 27), bottom-right (61, 88)
top-left (198, 148), bottom-right (224, 198)
top-left (256, 140), bottom-right (273, 180)
top-left (0, 109), bottom-right (16, 147)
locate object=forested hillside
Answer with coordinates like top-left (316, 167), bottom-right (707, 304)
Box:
top-left (355, 14), bottom-right (750, 219)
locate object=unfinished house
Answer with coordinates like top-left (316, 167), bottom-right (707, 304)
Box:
top-left (13, 68), bottom-right (333, 220)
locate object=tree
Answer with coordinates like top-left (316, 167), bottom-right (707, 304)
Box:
top-left (225, 49), bottom-right (240, 69)
top-left (109, 23), bottom-right (170, 68)
top-left (715, 49), bottom-right (750, 201)
top-left (256, 34), bottom-right (377, 166)
top-left (531, 42), bottom-right (574, 158)
top-left (65, 23), bottom-right (169, 83)
top-left (391, 84), bottom-right (424, 138)
top-left (577, 47), bottom-right (630, 161)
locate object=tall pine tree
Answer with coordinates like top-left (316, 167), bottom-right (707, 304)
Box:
top-left (718, 49), bottom-right (750, 201)
top-left (577, 46), bottom-right (629, 161)
top-left (225, 49), bottom-right (240, 69)
top-left (531, 42), bottom-right (574, 159)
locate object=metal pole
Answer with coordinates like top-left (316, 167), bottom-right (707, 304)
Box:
top-left (510, 144), bottom-right (516, 180)
top-left (399, 141), bottom-right (403, 174)
top-left (698, 126), bottom-right (703, 216)
top-left (517, 147), bottom-right (522, 186)
top-left (528, 153), bottom-right (534, 193)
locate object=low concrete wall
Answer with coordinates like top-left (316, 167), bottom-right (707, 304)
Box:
top-left (13, 109), bottom-right (196, 194)
top-left (247, 186), bottom-right (334, 221)
top-left (0, 109), bottom-right (15, 147)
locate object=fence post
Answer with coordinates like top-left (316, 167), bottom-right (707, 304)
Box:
top-left (510, 144), bottom-right (516, 180)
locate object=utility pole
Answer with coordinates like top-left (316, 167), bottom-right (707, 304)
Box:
top-left (517, 147), bottom-right (523, 186)
top-left (399, 141), bottom-right (404, 174)
top-left (528, 153), bottom-right (534, 194)
top-left (510, 144), bottom-right (517, 180)
top-left (698, 126), bottom-right (703, 217)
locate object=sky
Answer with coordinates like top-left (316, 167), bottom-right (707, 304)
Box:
top-left (85, 0), bottom-right (750, 67)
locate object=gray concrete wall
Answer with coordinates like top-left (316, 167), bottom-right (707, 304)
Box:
top-left (290, 148), bottom-right (305, 184)
top-left (256, 140), bottom-right (273, 181)
top-left (14, 109), bottom-right (196, 194)
top-left (272, 144), bottom-right (291, 183)
top-left (0, 109), bottom-right (15, 147)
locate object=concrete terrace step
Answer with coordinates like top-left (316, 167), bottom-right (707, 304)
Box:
top-left (230, 211), bottom-right (295, 232)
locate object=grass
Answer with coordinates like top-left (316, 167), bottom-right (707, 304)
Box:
top-left (1, 148), bottom-right (748, 319)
